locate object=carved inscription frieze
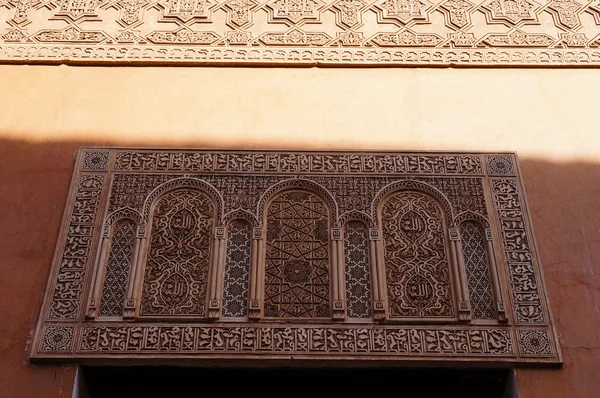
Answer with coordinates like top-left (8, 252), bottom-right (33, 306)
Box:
top-left (48, 174), bottom-right (106, 320)
top-left (2, 0), bottom-right (600, 65)
top-left (32, 149), bottom-right (560, 365)
top-left (76, 324), bottom-right (515, 355)
top-left (491, 179), bottom-right (547, 325)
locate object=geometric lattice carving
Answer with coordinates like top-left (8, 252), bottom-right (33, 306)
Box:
top-left (140, 189), bottom-right (215, 316)
top-left (344, 221), bottom-right (372, 318)
top-left (222, 220), bottom-right (252, 318)
top-left (264, 190), bottom-right (330, 318)
top-left (99, 219), bottom-right (136, 317)
top-left (382, 191), bottom-right (455, 319)
top-left (460, 221), bottom-right (496, 320)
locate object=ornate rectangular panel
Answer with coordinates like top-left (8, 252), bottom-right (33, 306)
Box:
top-left (30, 148), bottom-right (561, 365)
top-left (2, 0), bottom-right (600, 65)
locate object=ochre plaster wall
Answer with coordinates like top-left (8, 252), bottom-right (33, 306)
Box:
top-left (1, 65), bottom-right (599, 397)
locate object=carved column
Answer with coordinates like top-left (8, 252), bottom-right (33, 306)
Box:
top-left (369, 228), bottom-right (386, 321)
top-left (208, 226), bottom-right (226, 319)
top-left (485, 228), bottom-right (507, 322)
top-left (86, 224), bottom-right (111, 320)
top-left (248, 226), bottom-right (263, 319)
top-left (123, 224), bottom-right (146, 320)
top-left (450, 227), bottom-right (471, 322)
top-left (331, 227), bottom-right (345, 320)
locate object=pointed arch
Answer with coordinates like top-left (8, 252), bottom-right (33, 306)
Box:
top-left (105, 207), bottom-right (143, 228)
top-left (371, 180), bottom-right (454, 225)
top-left (142, 177), bottom-right (223, 223)
top-left (339, 210), bottom-right (375, 229)
top-left (257, 178), bottom-right (339, 227)
top-left (454, 210), bottom-right (490, 229)
top-left (222, 209), bottom-right (259, 227)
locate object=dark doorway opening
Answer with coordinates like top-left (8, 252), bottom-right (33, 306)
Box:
top-left (80, 366), bottom-right (515, 398)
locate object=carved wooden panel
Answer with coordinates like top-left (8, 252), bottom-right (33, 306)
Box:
top-left (382, 191), bottom-right (454, 319)
top-left (140, 189), bottom-right (215, 317)
top-left (2, 0), bottom-right (600, 65)
top-left (99, 218), bottom-right (136, 317)
top-left (344, 221), bottom-right (373, 319)
top-left (31, 148), bottom-right (561, 366)
top-left (264, 190), bottom-right (331, 318)
top-left (222, 220), bottom-right (252, 318)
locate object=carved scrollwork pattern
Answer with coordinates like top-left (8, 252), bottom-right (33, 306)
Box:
top-left (344, 221), bottom-right (372, 318)
top-left (491, 179), bottom-right (546, 325)
top-left (264, 190), bottom-right (331, 318)
top-left (460, 221), bottom-right (495, 320)
top-left (99, 219), bottom-right (137, 317)
top-left (140, 189), bottom-right (214, 316)
top-left (48, 174), bottom-right (105, 320)
top-left (382, 191), bottom-right (455, 318)
top-left (222, 220), bottom-right (252, 318)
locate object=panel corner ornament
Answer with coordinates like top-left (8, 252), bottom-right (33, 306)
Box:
top-left (486, 155), bottom-right (515, 176)
top-left (517, 328), bottom-right (553, 356)
top-left (82, 150), bottom-right (109, 171)
top-left (40, 325), bottom-right (75, 352)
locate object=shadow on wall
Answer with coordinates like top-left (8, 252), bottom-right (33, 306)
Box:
top-left (0, 138), bottom-right (599, 398)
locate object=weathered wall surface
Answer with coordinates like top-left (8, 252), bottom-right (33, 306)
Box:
top-left (1, 66), bottom-right (599, 397)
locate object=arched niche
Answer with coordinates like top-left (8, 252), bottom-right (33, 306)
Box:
top-left (139, 187), bottom-right (218, 317)
top-left (377, 188), bottom-right (456, 320)
top-left (262, 188), bottom-right (333, 319)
